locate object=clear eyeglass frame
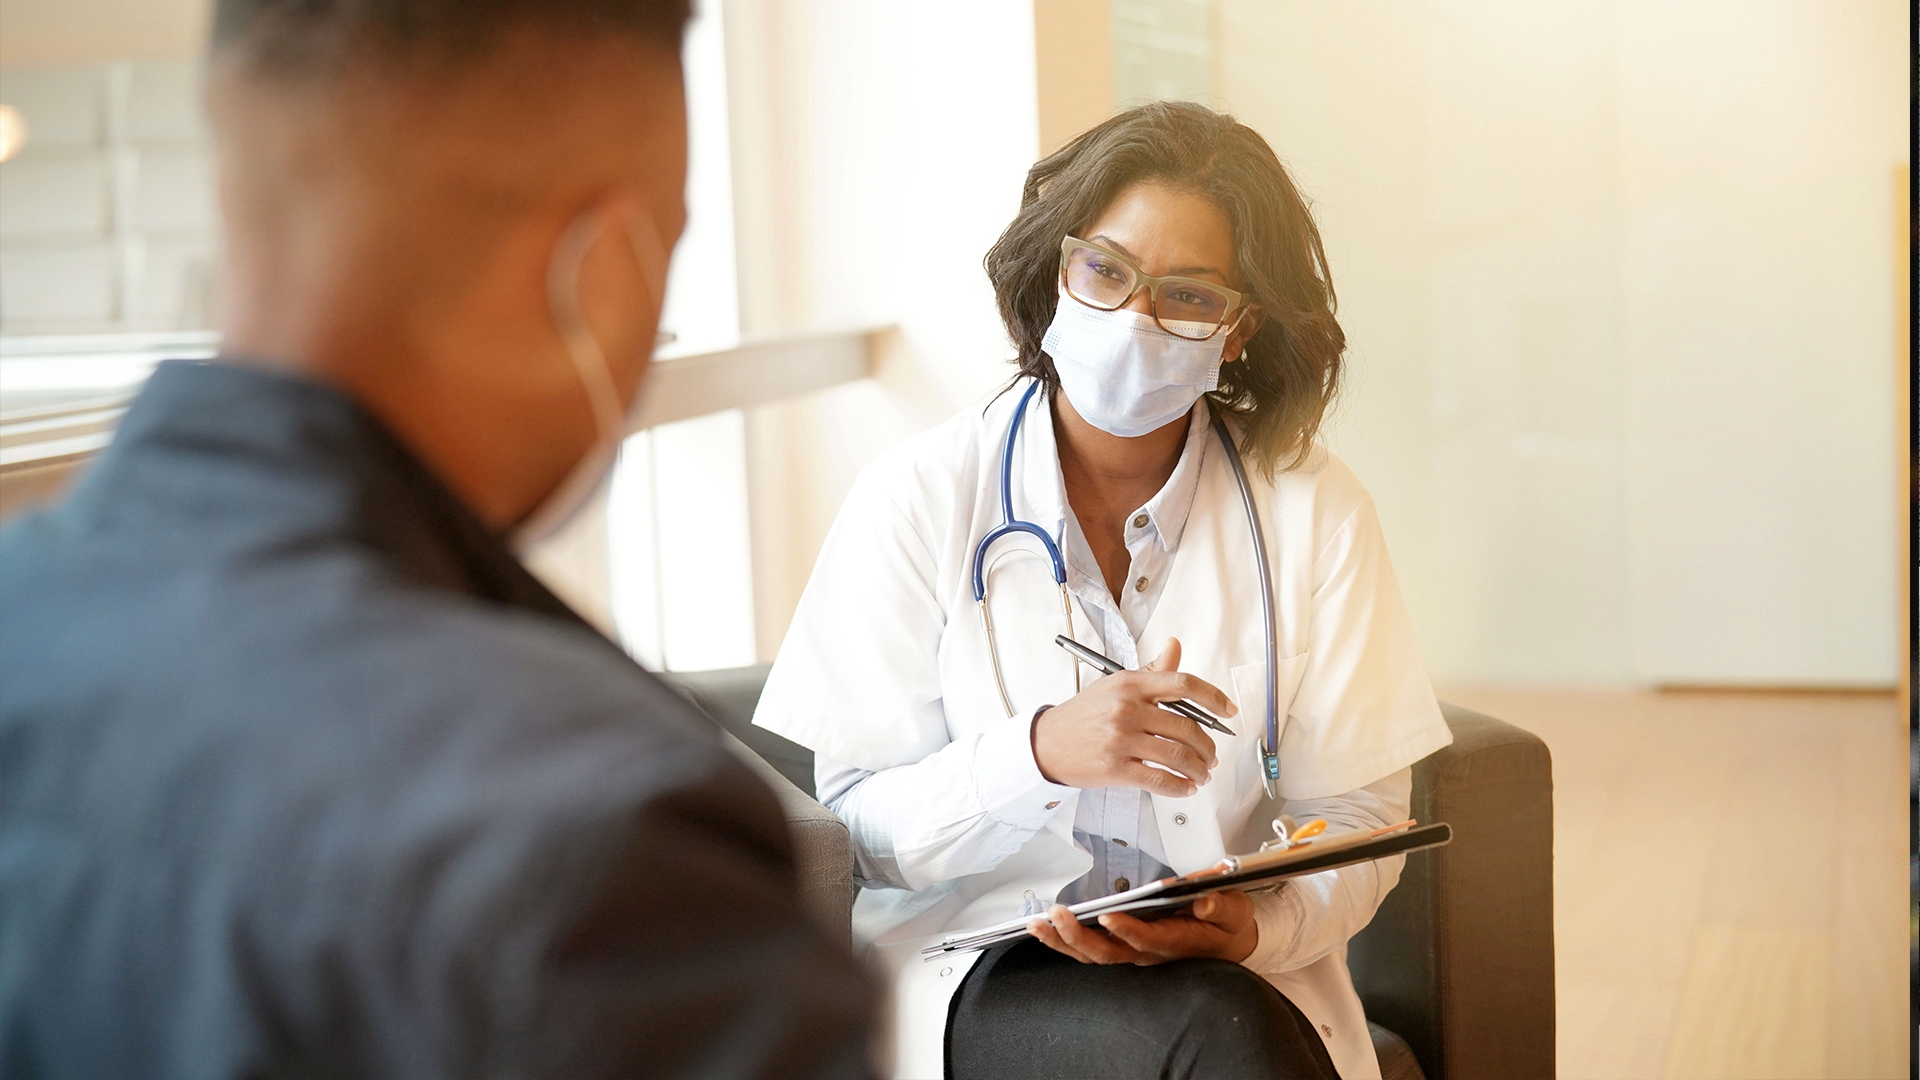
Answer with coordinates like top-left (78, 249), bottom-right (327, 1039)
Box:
top-left (1057, 235), bottom-right (1253, 341)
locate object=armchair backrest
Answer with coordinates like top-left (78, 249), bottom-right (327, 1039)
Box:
top-left (666, 664), bottom-right (812, 792)
top-left (1347, 704), bottom-right (1557, 1079)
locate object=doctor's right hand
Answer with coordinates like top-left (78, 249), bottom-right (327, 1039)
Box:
top-left (1030, 639), bottom-right (1235, 797)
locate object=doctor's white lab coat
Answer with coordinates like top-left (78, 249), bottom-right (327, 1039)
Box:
top-left (755, 382), bottom-right (1452, 1080)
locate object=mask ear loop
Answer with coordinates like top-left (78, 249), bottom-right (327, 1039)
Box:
top-left (1223, 303), bottom-right (1259, 361)
top-left (546, 204), bottom-right (672, 440)
top-left (624, 210), bottom-right (671, 330)
top-left (515, 206), bottom-right (671, 549)
top-left (547, 211), bottom-right (626, 444)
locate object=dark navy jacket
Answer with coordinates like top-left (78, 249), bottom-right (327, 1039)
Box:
top-left (0, 361), bottom-right (872, 1078)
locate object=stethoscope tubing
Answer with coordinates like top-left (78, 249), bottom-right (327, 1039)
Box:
top-left (972, 380), bottom-right (1068, 602)
top-left (975, 378), bottom-right (1281, 796)
top-left (1209, 412), bottom-right (1282, 794)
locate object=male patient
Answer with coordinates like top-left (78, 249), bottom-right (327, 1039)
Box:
top-left (0, 1), bottom-right (872, 1076)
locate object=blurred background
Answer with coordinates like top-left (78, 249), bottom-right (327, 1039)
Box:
top-left (0, 0), bottom-right (1909, 1076)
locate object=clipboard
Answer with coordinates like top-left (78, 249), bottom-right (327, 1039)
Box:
top-left (922, 821), bottom-right (1452, 957)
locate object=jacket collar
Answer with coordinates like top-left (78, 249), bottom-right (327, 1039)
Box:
top-left (72, 358), bottom-right (579, 621)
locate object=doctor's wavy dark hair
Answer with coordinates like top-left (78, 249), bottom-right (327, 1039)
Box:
top-left (984, 101), bottom-right (1344, 475)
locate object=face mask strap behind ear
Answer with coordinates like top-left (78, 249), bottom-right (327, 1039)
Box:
top-left (513, 205), bottom-right (670, 550)
top-left (623, 210), bottom-right (670, 324)
top-left (546, 212), bottom-right (627, 444)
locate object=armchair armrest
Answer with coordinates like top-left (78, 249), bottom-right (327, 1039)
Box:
top-left (661, 665), bottom-right (854, 949)
top-left (721, 731), bottom-right (856, 951)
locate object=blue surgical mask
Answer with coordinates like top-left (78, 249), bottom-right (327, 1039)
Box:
top-left (1040, 290), bottom-right (1227, 438)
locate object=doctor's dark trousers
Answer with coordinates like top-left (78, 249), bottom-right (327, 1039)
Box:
top-left (946, 938), bottom-right (1341, 1080)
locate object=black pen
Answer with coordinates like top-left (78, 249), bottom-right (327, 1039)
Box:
top-left (1052, 635), bottom-right (1236, 737)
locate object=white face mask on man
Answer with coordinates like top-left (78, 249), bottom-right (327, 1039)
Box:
top-left (1040, 286), bottom-right (1230, 439)
top-left (511, 207), bottom-right (670, 550)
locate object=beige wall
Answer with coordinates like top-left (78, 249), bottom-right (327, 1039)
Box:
top-left (734, 0), bottom-right (1907, 685)
top-left (729, 0), bottom-right (1909, 684)
top-left (13, 0), bottom-right (1899, 686)
top-left (0, 0), bottom-right (206, 66)
top-left (1215, 0), bottom-right (1908, 685)
top-left (725, 0), bottom-right (1047, 660)
top-left (1034, 0), bottom-right (1114, 154)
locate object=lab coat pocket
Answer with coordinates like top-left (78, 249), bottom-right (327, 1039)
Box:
top-left (1228, 652), bottom-right (1310, 809)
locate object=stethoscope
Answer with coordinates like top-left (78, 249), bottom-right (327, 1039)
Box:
top-left (971, 379), bottom-right (1283, 800)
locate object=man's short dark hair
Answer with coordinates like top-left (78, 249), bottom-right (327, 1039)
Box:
top-left (213, 0), bottom-right (693, 77)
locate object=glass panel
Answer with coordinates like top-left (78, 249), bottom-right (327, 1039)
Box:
top-left (1111, 0), bottom-right (1214, 108)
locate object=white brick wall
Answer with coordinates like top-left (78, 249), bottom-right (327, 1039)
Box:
top-left (130, 147), bottom-right (216, 233)
top-left (0, 152), bottom-right (112, 238)
top-left (0, 244), bottom-right (118, 323)
top-left (0, 60), bottom-right (218, 335)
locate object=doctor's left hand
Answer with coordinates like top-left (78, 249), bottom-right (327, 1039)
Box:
top-left (1027, 890), bottom-right (1258, 965)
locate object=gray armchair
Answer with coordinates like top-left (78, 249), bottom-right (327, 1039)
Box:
top-left (666, 666), bottom-right (1554, 1080)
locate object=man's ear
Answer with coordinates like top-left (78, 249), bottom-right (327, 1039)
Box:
top-left (571, 194), bottom-right (671, 396)
top-left (611, 195), bottom-right (673, 315)
top-left (1221, 305), bottom-right (1265, 363)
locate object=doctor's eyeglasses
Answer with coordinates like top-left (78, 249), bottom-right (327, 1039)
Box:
top-left (1059, 236), bottom-right (1251, 341)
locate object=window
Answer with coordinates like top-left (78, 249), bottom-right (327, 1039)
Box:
top-left (0, 0), bottom-right (781, 674)
top-left (605, 0), bottom-right (756, 671)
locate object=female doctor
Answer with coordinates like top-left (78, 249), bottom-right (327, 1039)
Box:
top-left (754, 102), bottom-right (1453, 1080)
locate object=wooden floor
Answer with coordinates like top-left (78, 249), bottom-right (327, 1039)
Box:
top-left (1433, 686), bottom-right (1910, 1080)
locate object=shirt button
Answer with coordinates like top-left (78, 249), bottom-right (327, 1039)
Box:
top-left (1111, 837), bottom-right (1128, 847)
top-left (1132, 513), bottom-right (1149, 528)
top-left (1044, 800), bottom-right (1061, 810)
top-left (1134, 576), bottom-right (1148, 592)
top-left (1114, 877), bottom-right (1130, 891)
top-left (1173, 813), bottom-right (1188, 826)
